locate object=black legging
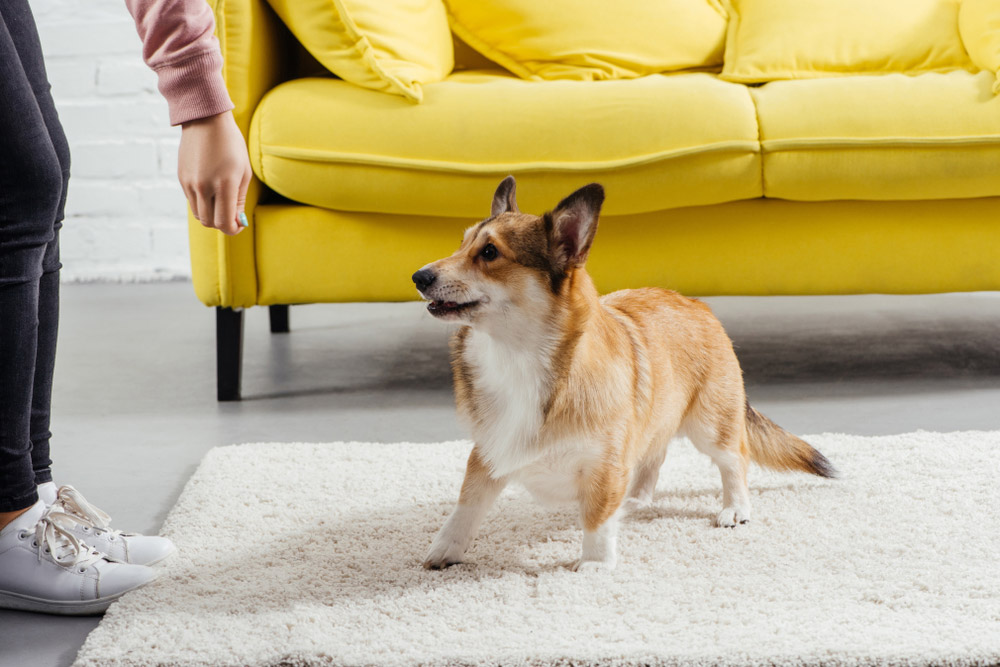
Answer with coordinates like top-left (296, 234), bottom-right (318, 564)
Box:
top-left (0, 0), bottom-right (70, 512)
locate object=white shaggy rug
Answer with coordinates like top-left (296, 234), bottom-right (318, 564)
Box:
top-left (74, 432), bottom-right (1000, 667)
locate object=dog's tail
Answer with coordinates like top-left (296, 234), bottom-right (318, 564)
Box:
top-left (744, 401), bottom-right (836, 478)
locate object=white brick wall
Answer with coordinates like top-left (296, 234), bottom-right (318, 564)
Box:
top-left (31, 0), bottom-right (193, 282)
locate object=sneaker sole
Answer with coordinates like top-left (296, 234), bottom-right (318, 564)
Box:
top-left (0, 575), bottom-right (156, 616)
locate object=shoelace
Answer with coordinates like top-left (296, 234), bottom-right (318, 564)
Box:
top-left (54, 485), bottom-right (126, 540)
top-left (24, 506), bottom-right (104, 571)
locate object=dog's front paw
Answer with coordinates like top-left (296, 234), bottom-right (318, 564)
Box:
top-left (570, 558), bottom-right (617, 573)
top-left (423, 538), bottom-right (465, 570)
top-left (423, 556), bottom-right (461, 570)
top-left (716, 505), bottom-right (751, 528)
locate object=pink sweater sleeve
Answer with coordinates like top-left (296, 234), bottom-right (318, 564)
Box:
top-left (124, 0), bottom-right (235, 126)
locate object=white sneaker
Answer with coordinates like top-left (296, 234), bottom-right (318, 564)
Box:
top-left (37, 483), bottom-right (176, 567)
top-left (0, 500), bottom-right (157, 615)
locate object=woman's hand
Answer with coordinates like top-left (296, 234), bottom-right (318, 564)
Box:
top-left (178, 111), bottom-right (252, 236)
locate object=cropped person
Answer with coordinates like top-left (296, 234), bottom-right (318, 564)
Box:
top-left (0, 0), bottom-right (250, 614)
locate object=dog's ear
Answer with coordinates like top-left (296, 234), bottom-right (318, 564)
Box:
top-left (491, 176), bottom-right (519, 217)
top-left (547, 183), bottom-right (604, 270)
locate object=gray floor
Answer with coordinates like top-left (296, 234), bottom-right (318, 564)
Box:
top-left (1, 283), bottom-right (998, 667)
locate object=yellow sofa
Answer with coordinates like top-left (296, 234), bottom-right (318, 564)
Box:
top-left (194, 0), bottom-right (1000, 400)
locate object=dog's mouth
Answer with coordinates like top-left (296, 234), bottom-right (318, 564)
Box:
top-left (427, 299), bottom-right (480, 318)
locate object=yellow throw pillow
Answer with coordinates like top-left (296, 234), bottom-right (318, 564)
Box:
top-left (444, 0), bottom-right (728, 81)
top-left (721, 0), bottom-right (974, 84)
top-left (960, 0), bottom-right (1000, 93)
top-left (265, 0), bottom-right (453, 102)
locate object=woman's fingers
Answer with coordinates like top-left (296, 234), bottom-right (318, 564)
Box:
top-left (184, 179), bottom-right (244, 235)
top-left (195, 189), bottom-right (213, 229)
top-left (182, 184), bottom-right (201, 222)
top-left (236, 163), bottom-right (251, 228)
top-left (178, 111), bottom-right (252, 236)
top-left (213, 179), bottom-right (242, 236)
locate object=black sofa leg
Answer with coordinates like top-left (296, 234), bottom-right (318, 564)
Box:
top-left (269, 304), bottom-right (289, 334)
top-left (216, 307), bottom-right (244, 402)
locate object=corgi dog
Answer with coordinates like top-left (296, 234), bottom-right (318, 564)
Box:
top-left (412, 176), bottom-right (835, 572)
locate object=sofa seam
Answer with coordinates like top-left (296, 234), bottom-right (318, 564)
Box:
top-left (749, 86), bottom-right (766, 197)
top-left (720, 65), bottom-right (981, 85)
top-left (256, 140), bottom-right (762, 174)
top-left (762, 135), bottom-right (1000, 150)
top-left (257, 91), bottom-right (266, 186)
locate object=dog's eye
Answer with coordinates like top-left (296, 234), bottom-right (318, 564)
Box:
top-left (480, 243), bottom-right (498, 262)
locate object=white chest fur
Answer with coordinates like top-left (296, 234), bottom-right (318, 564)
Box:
top-left (464, 330), bottom-right (552, 479)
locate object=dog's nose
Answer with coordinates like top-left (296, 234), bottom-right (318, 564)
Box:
top-left (412, 268), bottom-right (437, 291)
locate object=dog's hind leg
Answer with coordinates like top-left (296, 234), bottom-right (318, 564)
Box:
top-left (424, 447), bottom-right (507, 569)
top-left (685, 411), bottom-right (752, 528)
top-left (624, 440), bottom-right (669, 510)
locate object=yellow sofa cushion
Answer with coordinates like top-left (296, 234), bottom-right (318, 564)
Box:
top-left (253, 198), bottom-right (1000, 304)
top-left (961, 0), bottom-right (1000, 93)
top-left (444, 0), bottom-right (728, 81)
top-left (721, 0), bottom-right (974, 83)
top-left (751, 71), bottom-right (1000, 201)
top-left (248, 72), bottom-right (761, 217)
top-left (264, 0), bottom-right (453, 103)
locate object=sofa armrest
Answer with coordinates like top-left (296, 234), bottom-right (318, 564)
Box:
top-left (189, 0), bottom-right (293, 308)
